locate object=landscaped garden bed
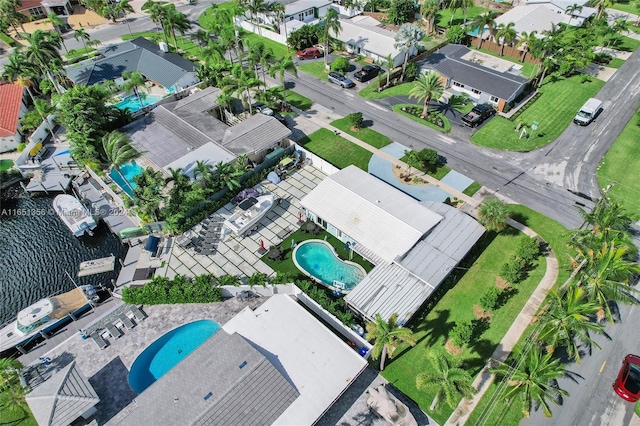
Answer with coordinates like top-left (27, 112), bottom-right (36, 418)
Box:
top-left (393, 104), bottom-right (452, 133)
top-left (331, 117), bottom-right (391, 149)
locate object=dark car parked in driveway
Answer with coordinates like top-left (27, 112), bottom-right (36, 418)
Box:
top-left (296, 47), bottom-right (323, 59)
top-left (328, 71), bottom-right (355, 88)
top-left (461, 103), bottom-right (496, 127)
top-left (614, 354), bottom-right (640, 402)
top-left (353, 64), bottom-right (381, 82)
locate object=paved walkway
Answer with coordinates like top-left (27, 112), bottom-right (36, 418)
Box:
top-left (444, 218), bottom-right (560, 426)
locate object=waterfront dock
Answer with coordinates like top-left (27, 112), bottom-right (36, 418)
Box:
top-left (78, 256), bottom-right (116, 277)
top-left (23, 146), bottom-right (80, 193)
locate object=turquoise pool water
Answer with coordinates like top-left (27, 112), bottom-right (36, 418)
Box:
top-left (293, 240), bottom-right (366, 292)
top-left (129, 319), bottom-right (221, 393)
top-left (115, 94), bottom-right (163, 112)
top-left (467, 27), bottom-right (488, 37)
top-left (109, 161), bottom-right (142, 198)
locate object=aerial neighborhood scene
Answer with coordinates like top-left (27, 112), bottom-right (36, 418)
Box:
top-left (1, 0), bottom-right (640, 423)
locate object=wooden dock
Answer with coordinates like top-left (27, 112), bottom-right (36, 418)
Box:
top-left (78, 255), bottom-right (116, 277)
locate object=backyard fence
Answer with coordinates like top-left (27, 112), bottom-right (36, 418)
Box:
top-left (294, 143), bottom-right (341, 175)
top-left (470, 37), bottom-right (540, 64)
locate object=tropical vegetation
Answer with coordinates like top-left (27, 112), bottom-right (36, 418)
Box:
top-left (365, 313), bottom-right (416, 370)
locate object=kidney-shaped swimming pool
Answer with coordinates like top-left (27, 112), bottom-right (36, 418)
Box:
top-left (128, 319), bottom-right (220, 393)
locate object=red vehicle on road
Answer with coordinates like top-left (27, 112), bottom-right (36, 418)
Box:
top-left (613, 354), bottom-right (640, 402)
top-left (296, 47), bottom-right (323, 60)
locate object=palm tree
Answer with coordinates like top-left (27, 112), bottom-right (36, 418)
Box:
top-left (365, 313), bottom-right (416, 371)
top-left (537, 287), bottom-right (604, 364)
top-left (268, 2), bottom-right (286, 37)
top-left (122, 70), bottom-right (148, 107)
top-left (0, 357), bottom-right (22, 392)
top-left (269, 56), bottom-right (297, 108)
top-left (491, 347), bottom-right (568, 418)
top-left (214, 161), bottom-right (243, 190)
top-left (516, 30), bottom-right (538, 63)
top-left (408, 70), bottom-right (444, 119)
top-left (73, 27), bottom-right (91, 51)
top-left (22, 30), bottom-right (64, 93)
top-left (247, 41), bottom-right (275, 90)
top-left (416, 353), bottom-right (476, 409)
top-left (142, 0), bottom-right (169, 42)
top-left (394, 23), bottom-right (424, 82)
top-left (448, 0), bottom-right (461, 26)
top-left (102, 131), bottom-right (141, 194)
top-left (133, 167), bottom-right (165, 220)
top-left (46, 12), bottom-right (68, 53)
top-left (323, 8), bottom-right (341, 69)
top-left (460, 0), bottom-right (475, 26)
top-left (222, 65), bottom-right (260, 113)
top-left (194, 160), bottom-right (215, 188)
top-left (496, 22), bottom-right (517, 56)
top-left (383, 53), bottom-right (394, 87)
top-left (565, 4), bottom-right (583, 24)
top-left (247, 0), bottom-right (268, 35)
top-left (593, 0), bottom-right (611, 19)
top-left (192, 29), bottom-right (211, 55)
top-left (470, 11), bottom-right (497, 49)
top-left (0, 0), bottom-right (30, 36)
top-left (420, 0), bottom-right (439, 36)
top-left (163, 5), bottom-right (191, 49)
top-left (478, 197), bottom-right (509, 232)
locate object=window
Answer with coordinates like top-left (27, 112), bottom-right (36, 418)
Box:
top-left (490, 95), bottom-right (499, 103)
top-left (29, 6), bottom-right (45, 16)
top-left (453, 81), bottom-right (464, 88)
top-left (305, 9), bottom-right (314, 16)
top-left (472, 89), bottom-right (481, 95)
top-left (317, 217), bottom-right (327, 228)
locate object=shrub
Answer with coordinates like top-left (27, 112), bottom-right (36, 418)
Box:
top-left (387, 0), bottom-right (416, 25)
top-left (500, 257), bottom-right (527, 284)
top-left (451, 320), bottom-right (474, 347)
top-left (418, 148), bottom-right (439, 169)
top-left (17, 143), bottom-right (26, 153)
top-left (480, 287), bottom-right (502, 311)
top-left (347, 112), bottom-right (364, 129)
top-left (404, 62), bottom-right (419, 81)
top-left (331, 56), bottom-right (350, 73)
top-left (516, 236), bottom-right (541, 263)
top-left (446, 26), bottom-right (467, 43)
top-left (287, 24), bottom-right (321, 50)
top-left (122, 274), bottom-right (222, 305)
top-left (247, 271), bottom-right (269, 288)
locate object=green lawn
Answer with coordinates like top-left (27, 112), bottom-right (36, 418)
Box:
top-left (359, 81), bottom-right (415, 99)
top-left (382, 228), bottom-right (547, 425)
top-left (0, 159), bottom-right (14, 172)
top-left (65, 46), bottom-right (96, 59)
top-left (0, 392), bottom-right (36, 426)
top-left (597, 108), bottom-right (640, 217)
top-left (463, 181), bottom-right (482, 196)
top-left (598, 35), bottom-right (640, 52)
top-left (393, 104), bottom-right (452, 133)
top-left (298, 61), bottom-right (329, 80)
top-left (298, 128), bottom-right (373, 171)
top-left (474, 47), bottom-right (538, 79)
top-left (471, 75), bottom-right (605, 151)
top-left (435, 6), bottom-right (486, 28)
top-left (610, 0), bottom-right (640, 14)
top-left (198, 2), bottom-right (238, 30)
top-left (281, 89), bottom-right (312, 110)
top-left (0, 32), bottom-right (16, 47)
top-left (330, 117), bottom-right (391, 149)
top-left (240, 30), bottom-right (291, 58)
top-left (608, 57), bottom-right (626, 69)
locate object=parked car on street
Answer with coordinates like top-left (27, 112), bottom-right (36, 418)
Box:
top-left (328, 71), bottom-right (355, 88)
top-left (353, 64), bottom-right (381, 82)
top-left (461, 104), bottom-right (496, 127)
top-left (296, 47), bottom-right (323, 60)
top-left (613, 354), bottom-right (640, 402)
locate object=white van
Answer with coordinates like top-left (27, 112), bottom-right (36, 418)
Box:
top-left (573, 98), bottom-right (602, 126)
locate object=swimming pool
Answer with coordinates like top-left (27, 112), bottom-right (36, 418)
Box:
top-left (115, 94), bottom-right (163, 112)
top-left (293, 239), bottom-right (366, 293)
top-left (129, 319), bottom-right (221, 393)
top-left (467, 27), bottom-right (488, 37)
top-left (109, 161), bottom-right (143, 198)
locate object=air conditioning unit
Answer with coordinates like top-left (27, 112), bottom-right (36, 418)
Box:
top-left (159, 41), bottom-right (169, 53)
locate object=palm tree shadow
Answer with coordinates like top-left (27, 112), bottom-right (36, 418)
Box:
top-left (414, 309), bottom-right (454, 348)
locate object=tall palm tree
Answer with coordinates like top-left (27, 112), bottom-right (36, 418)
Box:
top-left (269, 56), bottom-right (297, 108)
top-left (118, 0), bottom-right (135, 36)
top-left (420, 0), bottom-right (439, 36)
top-left (163, 5), bottom-right (191, 49)
top-left (496, 22), bottom-right (517, 56)
top-left (222, 65), bottom-right (260, 113)
top-left (133, 167), bottom-right (165, 220)
top-left (73, 27), bottom-right (91, 51)
top-left (516, 30), bottom-right (538, 63)
top-left (593, 0), bottom-right (611, 19)
top-left (537, 287), bottom-right (604, 364)
top-left (491, 347), bottom-right (568, 418)
top-left (194, 160), bottom-right (215, 188)
top-left (365, 313), bottom-right (416, 371)
top-left (416, 353), bottom-right (476, 409)
top-left (394, 23), bottom-right (424, 82)
top-left (142, 0), bottom-right (169, 42)
top-left (448, 0), bottom-right (461, 26)
top-left (323, 8), bottom-right (341, 69)
top-left (247, 0), bottom-right (268, 35)
top-left (46, 12), bottom-right (68, 53)
top-left (214, 161), bottom-right (243, 190)
top-left (247, 41), bottom-right (274, 91)
top-left (478, 197), bottom-right (509, 232)
top-left (383, 53), bottom-right (394, 87)
top-left (22, 30), bottom-right (64, 93)
top-left (408, 70), bottom-right (444, 119)
top-left (102, 131), bottom-right (141, 194)
top-left (565, 4), bottom-right (583, 24)
top-left (0, 0), bottom-right (30, 36)
top-left (268, 2), bottom-right (286, 37)
top-left (470, 11), bottom-right (497, 49)
top-left (122, 70), bottom-right (148, 107)
top-left (460, 0), bottom-right (475, 26)
top-left (192, 29), bottom-right (211, 55)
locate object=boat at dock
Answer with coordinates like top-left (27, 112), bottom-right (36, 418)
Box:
top-left (0, 286), bottom-right (98, 353)
top-left (223, 194), bottom-right (277, 237)
top-left (53, 194), bottom-right (97, 237)
top-left (78, 256), bottom-right (116, 277)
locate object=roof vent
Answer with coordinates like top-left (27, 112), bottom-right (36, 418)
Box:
top-left (159, 41), bottom-right (169, 53)
top-left (203, 392), bottom-right (213, 401)
top-left (239, 361), bottom-right (247, 369)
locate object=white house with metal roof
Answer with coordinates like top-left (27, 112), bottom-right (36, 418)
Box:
top-left (494, 2), bottom-right (596, 37)
top-left (300, 166), bottom-right (484, 323)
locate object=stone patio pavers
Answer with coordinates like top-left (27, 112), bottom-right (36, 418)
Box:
top-left (190, 263), bottom-right (209, 276)
top-left (174, 264), bottom-right (192, 277)
top-left (221, 262), bottom-right (242, 276)
top-left (205, 262), bottom-right (227, 276)
top-left (237, 263), bottom-right (259, 277)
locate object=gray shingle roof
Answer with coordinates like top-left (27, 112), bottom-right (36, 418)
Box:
top-left (416, 44), bottom-right (530, 101)
top-left (65, 37), bottom-right (197, 88)
top-left (26, 361), bottom-right (99, 426)
top-left (222, 114), bottom-right (292, 154)
top-left (119, 330), bottom-right (299, 426)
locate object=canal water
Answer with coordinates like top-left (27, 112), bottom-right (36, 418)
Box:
top-left (0, 184), bottom-right (127, 325)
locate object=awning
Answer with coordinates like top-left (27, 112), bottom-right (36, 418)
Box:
top-left (145, 235), bottom-right (160, 253)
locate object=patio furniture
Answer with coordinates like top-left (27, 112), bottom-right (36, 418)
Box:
top-left (119, 314), bottom-right (135, 329)
top-left (91, 332), bottom-right (109, 349)
top-left (268, 247), bottom-right (284, 261)
top-left (105, 323), bottom-right (123, 339)
top-left (130, 305), bottom-right (148, 321)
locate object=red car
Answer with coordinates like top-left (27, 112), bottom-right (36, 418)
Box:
top-left (613, 354), bottom-right (640, 402)
top-left (296, 47), bottom-right (323, 60)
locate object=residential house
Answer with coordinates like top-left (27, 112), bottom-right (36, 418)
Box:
top-left (65, 37), bottom-right (198, 94)
top-left (0, 83), bottom-right (27, 153)
top-left (416, 44), bottom-right (531, 112)
top-left (494, 2), bottom-right (596, 36)
top-left (17, 0), bottom-right (73, 19)
top-left (300, 166), bottom-right (484, 323)
top-left (124, 87), bottom-right (292, 177)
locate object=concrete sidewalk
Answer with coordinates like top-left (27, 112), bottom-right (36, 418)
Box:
top-left (444, 218), bottom-right (560, 426)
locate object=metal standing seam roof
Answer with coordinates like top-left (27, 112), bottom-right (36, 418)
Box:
top-left (300, 166), bottom-right (443, 263)
top-left (332, 18), bottom-right (401, 59)
top-left (284, 0), bottom-right (331, 16)
top-left (0, 83), bottom-right (24, 137)
top-left (26, 361), bottom-right (100, 426)
top-left (118, 330), bottom-right (299, 426)
top-left (418, 44), bottom-right (530, 101)
top-left (346, 201), bottom-right (484, 322)
top-left (169, 86), bottom-right (224, 114)
top-left (222, 114), bottom-right (292, 154)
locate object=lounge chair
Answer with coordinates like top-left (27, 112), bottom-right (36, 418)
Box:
top-left (130, 305), bottom-right (148, 321)
top-left (106, 323), bottom-right (123, 339)
top-left (119, 313), bottom-right (136, 329)
top-left (91, 332), bottom-right (109, 349)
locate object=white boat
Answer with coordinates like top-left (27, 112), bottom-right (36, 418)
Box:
top-left (53, 194), bottom-right (97, 237)
top-left (223, 194), bottom-right (277, 237)
top-left (0, 286), bottom-right (97, 353)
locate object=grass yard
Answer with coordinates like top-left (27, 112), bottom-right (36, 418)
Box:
top-left (330, 117), bottom-right (391, 149)
top-left (471, 75), bottom-right (605, 151)
top-left (282, 89), bottom-right (312, 110)
top-left (399, 152), bottom-right (451, 180)
top-left (359, 81), bottom-right (415, 99)
top-left (239, 30), bottom-right (291, 58)
top-left (0, 390), bottom-right (36, 426)
top-left (598, 35), bottom-right (640, 52)
top-left (475, 47), bottom-right (538, 79)
top-left (462, 181), bottom-right (482, 196)
top-left (381, 228), bottom-right (547, 425)
top-left (610, 0), bottom-right (640, 14)
top-left (298, 61), bottom-right (329, 80)
top-left (435, 6), bottom-right (485, 28)
top-left (298, 128), bottom-right (373, 171)
top-left (393, 104), bottom-right (452, 133)
top-left (597, 108), bottom-right (640, 217)
top-left (608, 57), bottom-right (626, 69)
top-left (0, 159), bottom-right (14, 172)
top-left (65, 46), bottom-right (96, 59)
top-left (198, 2), bottom-right (238, 30)
top-left (0, 32), bottom-right (16, 47)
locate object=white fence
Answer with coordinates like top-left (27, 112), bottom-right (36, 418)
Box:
top-left (28, 114), bottom-right (57, 145)
top-left (295, 143), bottom-right (340, 176)
top-left (239, 21), bottom-right (287, 45)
